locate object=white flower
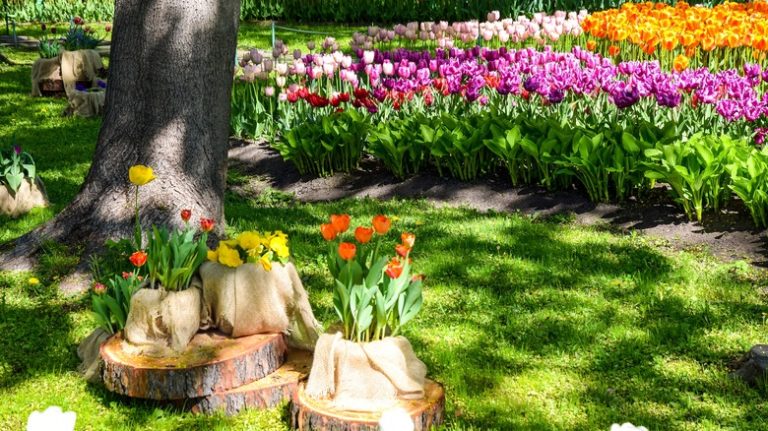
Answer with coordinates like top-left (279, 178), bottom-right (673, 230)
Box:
top-left (611, 423), bottom-right (649, 431)
top-left (27, 406), bottom-right (76, 431)
top-left (379, 407), bottom-right (413, 431)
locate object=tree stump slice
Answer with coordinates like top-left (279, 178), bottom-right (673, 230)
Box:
top-left (184, 349), bottom-right (312, 415)
top-left (291, 379), bottom-right (445, 431)
top-left (101, 331), bottom-right (286, 400)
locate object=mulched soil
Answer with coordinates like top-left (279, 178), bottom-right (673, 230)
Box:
top-left (229, 140), bottom-right (768, 266)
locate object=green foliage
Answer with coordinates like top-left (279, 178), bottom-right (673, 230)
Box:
top-left (643, 134), bottom-right (739, 222)
top-left (0, 141), bottom-right (36, 194)
top-left (427, 113), bottom-right (493, 181)
top-left (89, 238), bottom-right (139, 285)
top-left (728, 146), bottom-right (768, 228)
top-left (91, 272), bottom-right (142, 334)
top-left (4, 0), bottom-right (114, 22)
top-left (145, 226), bottom-right (208, 291)
top-left (366, 114), bottom-right (429, 179)
top-left (62, 20), bottom-right (103, 51)
top-left (38, 38), bottom-right (61, 59)
top-left (273, 110), bottom-right (369, 177)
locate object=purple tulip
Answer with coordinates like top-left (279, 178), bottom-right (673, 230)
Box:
top-left (13, 145), bottom-right (21, 155)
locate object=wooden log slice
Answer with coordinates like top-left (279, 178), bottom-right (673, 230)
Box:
top-left (184, 349), bottom-right (312, 415)
top-left (291, 379), bottom-right (445, 431)
top-left (101, 330), bottom-right (286, 400)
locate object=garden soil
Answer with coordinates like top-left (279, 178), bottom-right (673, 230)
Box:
top-left (229, 141), bottom-right (768, 266)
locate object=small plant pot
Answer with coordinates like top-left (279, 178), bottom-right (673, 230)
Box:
top-left (304, 333), bottom-right (428, 412)
top-left (123, 286), bottom-right (202, 356)
top-left (198, 261), bottom-right (320, 349)
top-left (0, 178), bottom-right (48, 217)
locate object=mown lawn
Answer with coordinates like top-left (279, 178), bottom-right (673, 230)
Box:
top-left (2, 35), bottom-right (768, 430)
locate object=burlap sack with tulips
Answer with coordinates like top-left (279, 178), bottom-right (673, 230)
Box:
top-left (30, 56), bottom-right (62, 97)
top-left (60, 49), bottom-right (104, 96)
top-left (0, 178), bottom-right (48, 217)
top-left (306, 213), bottom-right (428, 411)
top-left (199, 231), bottom-right (321, 350)
top-left (123, 282), bottom-right (203, 356)
top-left (67, 89), bottom-right (106, 117)
top-left (305, 332), bottom-right (428, 411)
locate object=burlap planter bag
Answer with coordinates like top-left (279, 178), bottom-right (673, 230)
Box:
top-left (59, 49), bottom-right (104, 96)
top-left (67, 90), bottom-right (106, 117)
top-left (30, 57), bottom-right (62, 97)
top-left (123, 284), bottom-right (202, 357)
top-left (198, 261), bottom-right (321, 350)
top-left (0, 178), bottom-right (48, 217)
top-left (305, 332), bottom-right (428, 412)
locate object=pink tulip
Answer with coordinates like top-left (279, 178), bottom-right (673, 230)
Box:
top-left (264, 86), bottom-right (275, 97)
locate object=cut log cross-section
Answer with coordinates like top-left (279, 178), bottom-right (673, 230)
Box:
top-left (101, 331), bottom-right (286, 400)
top-left (184, 349), bottom-right (313, 415)
top-left (291, 380), bottom-right (446, 431)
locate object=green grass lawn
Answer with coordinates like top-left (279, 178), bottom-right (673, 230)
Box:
top-left (10, 21), bottom-right (363, 51)
top-left (3, 35), bottom-right (768, 430)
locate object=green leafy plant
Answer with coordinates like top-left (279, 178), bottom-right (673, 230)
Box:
top-left (62, 17), bottom-right (103, 51)
top-left (727, 146), bottom-right (768, 228)
top-left (91, 272), bottom-right (142, 334)
top-left (427, 113), bottom-right (492, 181)
top-left (274, 110), bottom-right (369, 177)
top-left (0, 143), bottom-right (36, 194)
top-left (320, 213), bottom-right (423, 342)
top-left (643, 134), bottom-right (739, 222)
top-left (366, 114), bottom-right (429, 179)
top-left (144, 223), bottom-right (209, 291)
top-left (483, 119), bottom-right (535, 186)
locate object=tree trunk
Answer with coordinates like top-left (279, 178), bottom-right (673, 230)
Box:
top-left (0, 0), bottom-right (240, 290)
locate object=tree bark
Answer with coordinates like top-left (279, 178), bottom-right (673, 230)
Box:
top-left (0, 0), bottom-right (240, 288)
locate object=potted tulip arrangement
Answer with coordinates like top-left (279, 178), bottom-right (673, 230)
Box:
top-left (199, 230), bottom-right (321, 349)
top-left (305, 213), bottom-right (428, 411)
top-left (119, 165), bottom-right (214, 355)
top-left (0, 143), bottom-right (47, 217)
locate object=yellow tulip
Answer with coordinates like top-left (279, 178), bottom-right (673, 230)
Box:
top-left (237, 231), bottom-right (262, 251)
top-left (269, 236), bottom-right (290, 259)
top-left (128, 165), bottom-right (156, 186)
top-left (207, 249), bottom-right (218, 262)
top-left (259, 253), bottom-right (273, 271)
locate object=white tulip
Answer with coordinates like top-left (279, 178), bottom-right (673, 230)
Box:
top-left (27, 406), bottom-right (76, 431)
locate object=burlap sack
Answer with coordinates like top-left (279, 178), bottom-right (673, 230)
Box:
top-left (30, 56), bottom-right (62, 97)
top-left (305, 333), bottom-right (428, 412)
top-left (123, 284), bottom-right (202, 357)
top-left (77, 328), bottom-right (111, 384)
top-left (60, 49), bottom-right (103, 96)
top-left (67, 90), bottom-right (105, 117)
top-left (0, 178), bottom-right (48, 217)
top-left (199, 261), bottom-right (321, 350)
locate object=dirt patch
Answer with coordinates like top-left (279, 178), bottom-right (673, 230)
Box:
top-left (228, 141), bottom-right (768, 265)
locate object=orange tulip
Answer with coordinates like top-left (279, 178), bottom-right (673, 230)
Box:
top-left (673, 54), bottom-right (690, 72)
top-left (330, 214), bottom-right (350, 233)
top-left (338, 242), bottom-right (356, 261)
top-left (372, 215), bottom-right (391, 235)
top-left (586, 40), bottom-right (597, 51)
top-left (354, 226), bottom-right (374, 244)
top-left (401, 232), bottom-right (415, 248)
top-left (395, 243), bottom-right (410, 258)
top-left (320, 223), bottom-right (337, 241)
top-left (608, 45), bottom-right (621, 57)
top-left (129, 250), bottom-right (148, 267)
top-left (385, 258), bottom-right (403, 279)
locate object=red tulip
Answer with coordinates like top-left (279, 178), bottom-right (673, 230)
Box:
top-left (395, 243), bottom-right (410, 257)
top-left (200, 218), bottom-right (215, 232)
top-left (93, 282), bottom-right (107, 295)
top-left (180, 209), bottom-right (192, 222)
top-left (129, 251), bottom-right (147, 267)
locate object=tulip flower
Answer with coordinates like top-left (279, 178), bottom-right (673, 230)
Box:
top-left (355, 226), bottom-right (374, 244)
top-left (320, 223), bottom-right (337, 241)
top-left (128, 165), bottom-right (155, 186)
top-left (330, 214), bottom-right (351, 233)
top-left (180, 209), bottom-right (192, 222)
top-left (93, 283), bottom-right (107, 295)
top-left (385, 258), bottom-right (404, 279)
top-left (129, 250), bottom-right (148, 267)
top-left (372, 215), bottom-right (391, 234)
top-left (200, 218), bottom-right (215, 232)
top-left (338, 242), bottom-right (357, 260)
top-left (401, 232), bottom-right (415, 248)
top-left (395, 244), bottom-right (410, 257)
